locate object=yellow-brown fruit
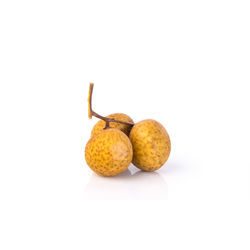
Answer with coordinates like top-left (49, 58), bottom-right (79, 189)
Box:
top-left (91, 113), bottom-right (134, 137)
top-left (85, 128), bottom-right (133, 177)
top-left (129, 119), bottom-right (171, 171)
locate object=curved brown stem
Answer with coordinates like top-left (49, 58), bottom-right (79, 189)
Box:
top-left (104, 121), bottom-right (110, 129)
top-left (88, 83), bottom-right (134, 127)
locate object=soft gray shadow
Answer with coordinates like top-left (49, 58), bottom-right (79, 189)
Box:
top-left (84, 166), bottom-right (168, 200)
top-left (160, 160), bottom-right (190, 175)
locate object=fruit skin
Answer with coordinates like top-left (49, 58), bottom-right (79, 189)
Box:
top-left (129, 119), bottom-right (171, 171)
top-left (85, 128), bottom-right (133, 177)
top-left (91, 113), bottom-right (134, 137)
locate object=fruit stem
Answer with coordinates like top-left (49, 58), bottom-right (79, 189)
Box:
top-left (88, 83), bottom-right (134, 127)
top-left (104, 121), bottom-right (110, 129)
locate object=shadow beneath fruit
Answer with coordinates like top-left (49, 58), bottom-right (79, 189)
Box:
top-left (83, 165), bottom-right (168, 200)
top-left (160, 158), bottom-right (197, 176)
top-left (160, 161), bottom-right (181, 174)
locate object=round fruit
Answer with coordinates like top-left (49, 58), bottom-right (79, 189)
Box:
top-left (91, 113), bottom-right (134, 137)
top-left (85, 128), bottom-right (133, 176)
top-left (129, 119), bottom-right (171, 171)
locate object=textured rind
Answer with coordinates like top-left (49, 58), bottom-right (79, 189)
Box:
top-left (91, 113), bottom-right (134, 137)
top-left (129, 119), bottom-right (171, 171)
top-left (85, 128), bottom-right (133, 177)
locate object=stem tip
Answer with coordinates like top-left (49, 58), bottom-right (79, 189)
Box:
top-left (88, 83), bottom-right (94, 119)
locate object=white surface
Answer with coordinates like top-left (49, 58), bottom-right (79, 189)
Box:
top-left (0, 0), bottom-right (249, 249)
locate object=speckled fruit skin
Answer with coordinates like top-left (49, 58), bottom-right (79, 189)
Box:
top-left (129, 119), bottom-right (171, 171)
top-left (91, 113), bottom-right (134, 137)
top-left (85, 128), bottom-right (133, 177)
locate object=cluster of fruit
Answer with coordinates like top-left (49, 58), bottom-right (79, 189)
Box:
top-left (85, 83), bottom-right (171, 177)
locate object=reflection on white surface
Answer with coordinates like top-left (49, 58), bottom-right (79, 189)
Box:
top-left (84, 165), bottom-right (168, 200)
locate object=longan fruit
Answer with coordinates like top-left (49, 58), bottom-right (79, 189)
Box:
top-left (85, 128), bottom-right (133, 176)
top-left (129, 119), bottom-right (171, 171)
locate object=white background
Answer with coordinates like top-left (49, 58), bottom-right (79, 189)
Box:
top-left (0, 0), bottom-right (249, 249)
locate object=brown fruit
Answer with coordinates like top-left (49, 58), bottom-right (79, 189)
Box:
top-left (91, 113), bottom-right (134, 137)
top-left (129, 119), bottom-right (171, 171)
top-left (85, 128), bottom-right (133, 177)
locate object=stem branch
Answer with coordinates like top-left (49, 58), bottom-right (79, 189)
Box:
top-left (88, 83), bottom-right (134, 127)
